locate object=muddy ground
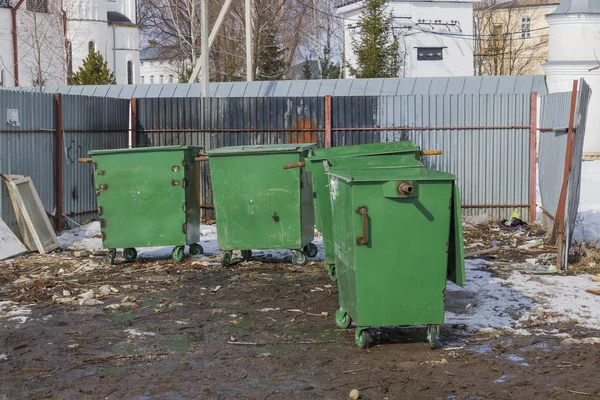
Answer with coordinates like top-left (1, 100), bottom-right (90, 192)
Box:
top-left (1, 247), bottom-right (600, 400)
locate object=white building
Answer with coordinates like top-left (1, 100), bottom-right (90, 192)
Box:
top-left (336, 0), bottom-right (478, 77)
top-left (544, 0), bottom-right (600, 156)
top-left (0, 0), bottom-right (139, 87)
top-left (140, 45), bottom-right (186, 85)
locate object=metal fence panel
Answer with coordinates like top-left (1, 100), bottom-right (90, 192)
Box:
top-left (0, 91), bottom-right (56, 235)
top-left (333, 95), bottom-right (531, 220)
top-left (61, 95), bottom-right (130, 227)
top-left (538, 79), bottom-right (591, 267)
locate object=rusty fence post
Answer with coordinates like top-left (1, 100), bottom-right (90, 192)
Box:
top-left (55, 93), bottom-right (63, 232)
top-left (130, 98), bottom-right (137, 148)
top-left (324, 95), bottom-right (332, 148)
top-left (554, 80), bottom-right (579, 270)
top-left (529, 92), bottom-right (537, 224)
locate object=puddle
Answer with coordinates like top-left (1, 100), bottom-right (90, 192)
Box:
top-left (493, 374), bottom-right (515, 383)
top-left (505, 354), bottom-right (530, 367)
top-left (107, 311), bottom-right (135, 326)
top-left (110, 344), bottom-right (137, 355)
top-left (470, 341), bottom-right (493, 354)
top-left (161, 335), bottom-right (189, 353)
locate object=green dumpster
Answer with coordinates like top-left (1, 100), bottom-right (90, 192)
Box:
top-left (304, 141), bottom-right (423, 281)
top-left (207, 144), bottom-right (318, 267)
top-left (88, 146), bottom-right (204, 264)
top-left (327, 166), bottom-right (465, 349)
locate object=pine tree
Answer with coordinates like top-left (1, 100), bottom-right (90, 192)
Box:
top-left (350, 0), bottom-right (400, 78)
top-left (320, 45), bottom-right (341, 79)
top-left (302, 59), bottom-right (314, 79)
top-left (256, 27), bottom-right (287, 81)
top-left (68, 50), bottom-right (116, 85)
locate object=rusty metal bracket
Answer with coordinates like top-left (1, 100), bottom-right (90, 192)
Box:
top-left (356, 206), bottom-right (369, 246)
top-left (283, 161), bottom-right (305, 170)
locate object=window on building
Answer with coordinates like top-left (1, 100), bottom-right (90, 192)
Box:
top-left (521, 16), bottom-right (531, 39)
top-left (491, 24), bottom-right (504, 50)
top-left (141, 62), bottom-right (144, 67)
top-left (88, 41), bottom-right (95, 54)
top-left (159, 75), bottom-right (164, 83)
top-left (416, 47), bottom-right (443, 61)
top-left (141, 76), bottom-right (145, 84)
top-left (127, 60), bottom-right (134, 84)
top-left (26, 0), bottom-right (47, 12)
top-left (169, 75), bottom-right (174, 83)
top-left (150, 75), bottom-right (154, 84)
top-left (0, 70), bottom-right (4, 87)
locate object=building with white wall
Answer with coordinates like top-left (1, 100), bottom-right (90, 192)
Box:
top-left (544, 0), bottom-right (600, 156)
top-left (336, 0), bottom-right (478, 77)
top-left (140, 45), bottom-right (187, 85)
top-left (0, 0), bottom-right (139, 87)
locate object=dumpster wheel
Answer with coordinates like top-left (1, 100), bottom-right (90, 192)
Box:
top-left (335, 308), bottom-right (352, 329)
top-left (355, 327), bottom-right (371, 349)
top-left (123, 248), bottom-right (137, 261)
top-left (172, 246), bottom-right (185, 262)
top-left (291, 250), bottom-right (308, 266)
top-left (221, 251), bottom-right (233, 267)
top-left (108, 249), bottom-right (116, 265)
top-left (326, 265), bottom-right (337, 281)
top-left (303, 243), bottom-right (318, 258)
top-left (241, 250), bottom-right (252, 260)
top-left (427, 324), bottom-right (441, 350)
top-left (189, 243), bottom-right (204, 256)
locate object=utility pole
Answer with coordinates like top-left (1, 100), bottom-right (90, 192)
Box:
top-left (245, 0), bottom-right (253, 81)
top-left (200, 0), bottom-right (209, 96)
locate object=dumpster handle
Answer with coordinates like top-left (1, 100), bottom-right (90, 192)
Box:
top-left (356, 206), bottom-right (369, 246)
top-left (78, 158), bottom-right (92, 163)
top-left (420, 150), bottom-right (442, 156)
top-left (283, 161), bottom-right (305, 170)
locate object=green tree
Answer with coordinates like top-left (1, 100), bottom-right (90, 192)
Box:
top-left (350, 0), bottom-right (400, 78)
top-left (256, 27), bottom-right (287, 81)
top-left (68, 50), bottom-right (116, 85)
top-left (320, 45), bottom-right (341, 79)
top-left (302, 59), bottom-right (314, 79)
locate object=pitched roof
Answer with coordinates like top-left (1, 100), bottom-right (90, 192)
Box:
top-left (140, 46), bottom-right (185, 61)
top-left (550, 0), bottom-right (600, 15)
top-left (107, 11), bottom-right (135, 26)
top-left (287, 60), bottom-right (322, 80)
top-left (480, 0), bottom-right (561, 12)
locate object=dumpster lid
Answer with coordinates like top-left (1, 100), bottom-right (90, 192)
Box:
top-left (307, 141), bottom-right (420, 161)
top-left (206, 143), bottom-right (316, 156)
top-left (89, 145), bottom-right (202, 156)
top-left (328, 167), bottom-right (456, 183)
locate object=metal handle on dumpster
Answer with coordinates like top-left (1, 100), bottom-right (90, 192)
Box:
top-left (420, 150), bottom-right (442, 156)
top-left (78, 158), bottom-right (92, 163)
top-left (283, 161), bottom-right (305, 170)
top-left (356, 206), bottom-right (369, 246)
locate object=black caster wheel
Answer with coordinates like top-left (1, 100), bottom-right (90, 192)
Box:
top-left (291, 250), bottom-right (308, 266)
top-left (108, 249), bottom-right (117, 265)
top-left (221, 251), bottom-right (233, 267)
top-left (189, 243), bottom-right (203, 255)
top-left (326, 265), bottom-right (337, 281)
top-left (172, 246), bottom-right (185, 262)
top-left (241, 250), bottom-right (252, 260)
top-left (303, 242), bottom-right (318, 258)
top-left (123, 248), bottom-right (137, 261)
top-left (335, 308), bottom-right (352, 329)
top-left (355, 327), bottom-right (371, 349)
top-left (427, 324), bottom-right (441, 350)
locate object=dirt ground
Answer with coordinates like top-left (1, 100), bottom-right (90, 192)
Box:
top-left (2, 246), bottom-right (600, 400)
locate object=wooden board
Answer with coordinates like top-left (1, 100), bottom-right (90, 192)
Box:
top-left (5, 177), bottom-right (59, 254)
top-left (0, 217), bottom-right (27, 260)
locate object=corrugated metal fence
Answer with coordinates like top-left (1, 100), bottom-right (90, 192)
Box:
top-left (539, 79), bottom-right (591, 269)
top-left (136, 94), bottom-right (535, 221)
top-left (0, 92), bottom-right (129, 234)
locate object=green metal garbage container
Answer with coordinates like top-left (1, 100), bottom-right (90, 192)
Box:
top-left (206, 144), bottom-right (317, 267)
top-left (327, 166), bottom-right (465, 349)
top-left (88, 146), bottom-right (204, 264)
top-left (304, 141), bottom-right (423, 281)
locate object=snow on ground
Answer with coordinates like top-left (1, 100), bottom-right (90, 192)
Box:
top-left (446, 260), bottom-right (600, 335)
top-left (573, 160), bottom-right (600, 243)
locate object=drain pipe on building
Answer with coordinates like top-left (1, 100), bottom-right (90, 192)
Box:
top-left (11, 0), bottom-right (26, 86)
top-left (112, 23), bottom-right (117, 76)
